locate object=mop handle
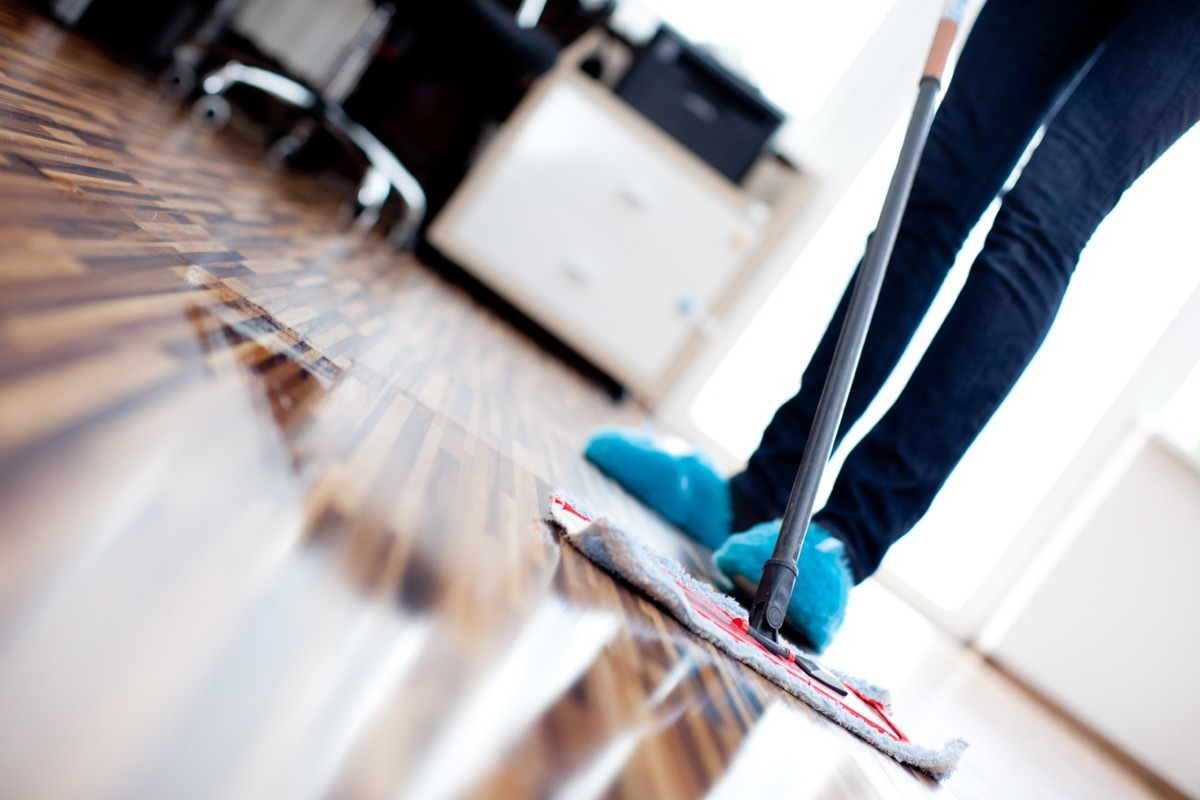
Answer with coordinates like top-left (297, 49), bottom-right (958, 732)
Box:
top-left (747, 3), bottom-right (965, 639)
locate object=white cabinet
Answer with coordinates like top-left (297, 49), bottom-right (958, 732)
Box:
top-left (428, 69), bottom-right (791, 402)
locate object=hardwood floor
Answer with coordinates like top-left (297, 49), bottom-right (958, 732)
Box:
top-left (0, 5), bottom-right (1182, 798)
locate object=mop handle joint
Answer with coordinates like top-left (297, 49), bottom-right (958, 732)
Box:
top-left (925, 1), bottom-right (966, 81)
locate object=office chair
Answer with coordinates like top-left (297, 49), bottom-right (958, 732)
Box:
top-left (190, 2), bottom-right (427, 247)
top-left (187, 0), bottom-right (567, 249)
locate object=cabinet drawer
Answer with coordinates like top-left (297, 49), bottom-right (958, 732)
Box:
top-left (502, 82), bottom-right (763, 307)
top-left (444, 162), bottom-right (701, 387)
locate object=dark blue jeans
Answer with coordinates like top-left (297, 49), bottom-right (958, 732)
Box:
top-left (728, 0), bottom-right (1200, 583)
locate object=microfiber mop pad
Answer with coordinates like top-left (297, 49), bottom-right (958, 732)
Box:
top-left (546, 490), bottom-right (967, 780)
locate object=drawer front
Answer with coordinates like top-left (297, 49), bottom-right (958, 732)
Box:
top-left (502, 83), bottom-right (763, 307)
top-left (445, 162), bottom-right (700, 388)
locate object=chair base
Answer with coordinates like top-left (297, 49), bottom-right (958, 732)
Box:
top-left (192, 60), bottom-right (426, 249)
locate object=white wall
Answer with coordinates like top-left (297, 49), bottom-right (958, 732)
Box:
top-left (983, 435), bottom-right (1200, 798)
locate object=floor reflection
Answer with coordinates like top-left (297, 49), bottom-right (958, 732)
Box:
top-left (707, 702), bottom-right (855, 798)
top-left (399, 596), bottom-right (619, 800)
top-left (549, 656), bottom-right (695, 800)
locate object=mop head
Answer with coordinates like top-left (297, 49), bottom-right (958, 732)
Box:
top-left (547, 490), bottom-right (967, 780)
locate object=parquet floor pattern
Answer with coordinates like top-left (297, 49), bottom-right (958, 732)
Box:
top-left (0, 4), bottom-right (1179, 799)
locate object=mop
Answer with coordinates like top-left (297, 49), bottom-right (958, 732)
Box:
top-left (548, 1), bottom-right (972, 779)
top-left (546, 492), bottom-right (967, 778)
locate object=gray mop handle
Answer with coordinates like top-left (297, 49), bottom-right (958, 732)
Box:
top-left (768, 4), bottom-right (963, 576)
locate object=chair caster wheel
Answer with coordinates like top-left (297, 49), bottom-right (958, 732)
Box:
top-left (159, 62), bottom-right (196, 99)
top-left (191, 95), bottom-right (231, 131)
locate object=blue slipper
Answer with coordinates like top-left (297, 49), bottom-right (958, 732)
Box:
top-left (713, 520), bottom-right (853, 653)
top-left (584, 426), bottom-right (731, 550)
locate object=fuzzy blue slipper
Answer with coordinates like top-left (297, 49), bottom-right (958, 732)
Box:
top-left (584, 427), bottom-right (731, 550)
top-left (713, 520), bottom-right (853, 653)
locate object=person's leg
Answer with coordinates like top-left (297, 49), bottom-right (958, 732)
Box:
top-left (814, 0), bottom-right (1200, 582)
top-left (729, 0), bottom-right (1130, 531)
